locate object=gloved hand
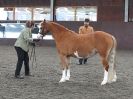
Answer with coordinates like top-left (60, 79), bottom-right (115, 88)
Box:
top-left (33, 38), bottom-right (40, 42)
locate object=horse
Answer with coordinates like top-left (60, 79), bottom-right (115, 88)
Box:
top-left (38, 19), bottom-right (117, 85)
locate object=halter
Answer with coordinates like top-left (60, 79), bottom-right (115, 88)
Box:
top-left (37, 26), bottom-right (48, 39)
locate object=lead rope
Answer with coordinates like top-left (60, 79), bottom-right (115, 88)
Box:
top-left (30, 45), bottom-right (37, 69)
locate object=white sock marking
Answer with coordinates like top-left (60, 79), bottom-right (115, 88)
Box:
top-left (66, 69), bottom-right (70, 80)
top-left (59, 69), bottom-right (66, 83)
top-left (101, 69), bottom-right (108, 85)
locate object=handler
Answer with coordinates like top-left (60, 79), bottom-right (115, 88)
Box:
top-left (78, 18), bottom-right (94, 65)
top-left (14, 20), bottom-right (40, 79)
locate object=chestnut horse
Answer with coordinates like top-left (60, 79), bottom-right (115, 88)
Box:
top-left (38, 20), bottom-right (117, 85)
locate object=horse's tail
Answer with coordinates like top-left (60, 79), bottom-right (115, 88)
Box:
top-left (107, 36), bottom-right (117, 83)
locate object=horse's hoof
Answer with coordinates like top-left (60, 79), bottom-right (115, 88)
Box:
top-left (65, 76), bottom-right (70, 81)
top-left (112, 77), bottom-right (117, 82)
top-left (101, 81), bottom-right (107, 85)
top-left (59, 78), bottom-right (66, 83)
top-left (108, 75), bottom-right (117, 83)
top-left (112, 75), bottom-right (117, 82)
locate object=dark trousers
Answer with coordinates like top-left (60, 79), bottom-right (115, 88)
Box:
top-left (15, 47), bottom-right (30, 76)
top-left (79, 58), bottom-right (87, 64)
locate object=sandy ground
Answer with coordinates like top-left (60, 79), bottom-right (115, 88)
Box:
top-left (0, 45), bottom-right (133, 99)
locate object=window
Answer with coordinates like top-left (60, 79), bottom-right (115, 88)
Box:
top-left (56, 7), bottom-right (75, 21)
top-left (15, 7), bottom-right (32, 20)
top-left (33, 7), bottom-right (50, 20)
top-left (76, 6), bottom-right (97, 21)
top-left (55, 6), bottom-right (97, 21)
top-left (0, 7), bottom-right (51, 21)
top-left (0, 8), bottom-right (13, 20)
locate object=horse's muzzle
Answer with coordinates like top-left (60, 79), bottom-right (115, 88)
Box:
top-left (37, 33), bottom-right (44, 39)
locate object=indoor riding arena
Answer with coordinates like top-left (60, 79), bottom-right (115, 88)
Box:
top-left (0, 0), bottom-right (133, 99)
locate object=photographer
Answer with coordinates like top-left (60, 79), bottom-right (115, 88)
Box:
top-left (14, 21), bottom-right (40, 79)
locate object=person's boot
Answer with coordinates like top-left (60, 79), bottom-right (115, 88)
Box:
top-left (15, 75), bottom-right (24, 79)
top-left (78, 59), bottom-right (83, 65)
top-left (25, 72), bottom-right (34, 77)
top-left (84, 58), bottom-right (87, 64)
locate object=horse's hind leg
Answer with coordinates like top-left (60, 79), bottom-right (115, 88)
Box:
top-left (101, 57), bottom-right (109, 85)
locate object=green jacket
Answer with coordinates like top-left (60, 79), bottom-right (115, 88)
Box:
top-left (14, 28), bottom-right (32, 52)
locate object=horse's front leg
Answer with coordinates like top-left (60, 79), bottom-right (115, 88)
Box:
top-left (65, 57), bottom-right (70, 81)
top-left (59, 54), bottom-right (70, 83)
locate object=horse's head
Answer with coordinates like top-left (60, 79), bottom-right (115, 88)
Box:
top-left (39, 19), bottom-right (50, 37)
